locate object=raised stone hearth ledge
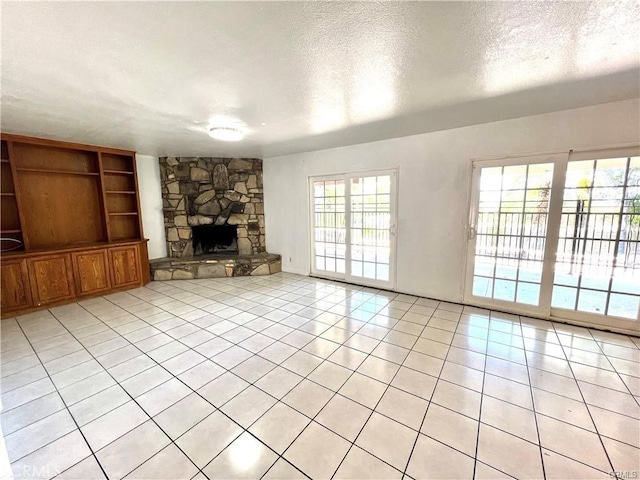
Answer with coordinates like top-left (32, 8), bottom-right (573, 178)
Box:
top-left (150, 253), bottom-right (281, 280)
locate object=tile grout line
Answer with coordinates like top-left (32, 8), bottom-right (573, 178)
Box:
top-left (400, 307), bottom-right (517, 479)
top-left (518, 318), bottom-right (627, 475)
top-left (147, 281), bottom-right (394, 478)
top-left (99, 286), bottom-right (388, 478)
top-left (325, 295), bottom-right (425, 479)
top-left (11, 319), bottom-right (111, 480)
top-left (469, 313), bottom-right (491, 480)
top-left (0, 314), bottom-right (576, 436)
top-left (118, 287), bottom-right (640, 475)
top-left (126, 280), bottom-right (640, 470)
top-left (549, 322), bottom-right (617, 476)
top-left (281, 327), bottom-right (402, 475)
top-left (6, 274), bottom-right (638, 479)
top-left (586, 329), bottom-right (640, 407)
top-left (93, 293), bottom-right (324, 479)
top-left (519, 313), bottom-right (548, 480)
top-left (7, 293), bottom-right (638, 458)
top-left (46, 300), bottom-right (232, 479)
top-left (245, 295), bottom-right (409, 477)
top-left (379, 301), bottom-right (452, 478)
top-left (190, 287), bottom-right (415, 476)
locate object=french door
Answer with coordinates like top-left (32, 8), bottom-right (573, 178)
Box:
top-left (465, 148), bottom-right (640, 333)
top-left (310, 170), bottom-right (397, 290)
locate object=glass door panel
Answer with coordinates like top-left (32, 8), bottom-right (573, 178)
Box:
top-left (470, 162), bottom-right (554, 309)
top-left (552, 157), bottom-right (640, 319)
top-left (348, 174), bottom-right (393, 285)
top-left (312, 179), bottom-right (346, 277)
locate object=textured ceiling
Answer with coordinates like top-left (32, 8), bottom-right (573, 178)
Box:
top-left (1, 1), bottom-right (639, 158)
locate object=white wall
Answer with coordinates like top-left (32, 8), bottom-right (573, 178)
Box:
top-left (136, 154), bottom-right (167, 259)
top-left (263, 99), bottom-right (640, 303)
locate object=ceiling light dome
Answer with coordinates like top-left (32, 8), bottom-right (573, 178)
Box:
top-left (209, 126), bottom-right (244, 141)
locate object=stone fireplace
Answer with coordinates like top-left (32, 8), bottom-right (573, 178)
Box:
top-left (161, 156), bottom-right (265, 257)
top-left (151, 156), bottom-right (281, 280)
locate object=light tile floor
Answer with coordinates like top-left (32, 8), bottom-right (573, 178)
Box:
top-left (1, 273), bottom-right (639, 479)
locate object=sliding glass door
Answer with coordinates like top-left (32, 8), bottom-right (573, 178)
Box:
top-left (311, 170), bottom-right (397, 289)
top-left (466, 149), bottom-right (640, 332)
top-left (465, 154), bottom-right (564, 317)
top-left (552, 155), bottom-right (640, 322)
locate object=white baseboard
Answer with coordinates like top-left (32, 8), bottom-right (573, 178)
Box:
top-left (281, 266), bottom-right (309, 276)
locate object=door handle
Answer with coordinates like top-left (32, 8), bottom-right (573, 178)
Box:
top-left (468, 226), bottom-right (477, 240)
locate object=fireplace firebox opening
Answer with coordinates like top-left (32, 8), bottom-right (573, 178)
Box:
top-left (192, 225), bottom-right (238, 255)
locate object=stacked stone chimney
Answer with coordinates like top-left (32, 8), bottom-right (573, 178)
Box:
top-left (159, 157), bottom-right (265, 257)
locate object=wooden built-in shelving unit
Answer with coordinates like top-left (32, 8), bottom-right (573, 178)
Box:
top-left (0, 134), bottom-right (150, 317)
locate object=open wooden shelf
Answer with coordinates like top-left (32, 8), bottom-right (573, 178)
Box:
top-left (16, 167), bottom-right (100, 176)
top-left (1, 134), bottom-right (144, 248)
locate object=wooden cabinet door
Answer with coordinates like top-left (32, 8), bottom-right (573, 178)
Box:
top-left (72, 249), bottom-right (111, 296)
top-left (1, 259), bottom-right (33, 312)
top-left (27, 254), bottom-right (76, 306)
top-left (109, 245), bottom-right (140, 287)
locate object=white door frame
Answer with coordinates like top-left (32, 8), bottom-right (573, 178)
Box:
top-left (464, 148), bottom-right (640, 335)
top-left (309, 169), bottom-right (398, 291)
top-left (464, 153), bottom-right (567, 318)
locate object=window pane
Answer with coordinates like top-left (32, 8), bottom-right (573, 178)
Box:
top-left (494, 279), bottom-right (516, 302)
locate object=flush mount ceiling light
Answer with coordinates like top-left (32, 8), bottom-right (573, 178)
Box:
top-left (209, 126), bottom-right (244, 142)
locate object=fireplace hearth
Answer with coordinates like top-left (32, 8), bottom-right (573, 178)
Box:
top-left (192, 225), bottom-right (238, 255)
